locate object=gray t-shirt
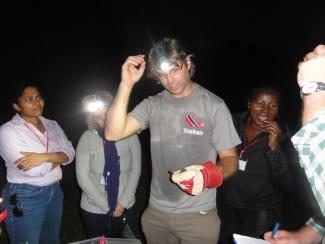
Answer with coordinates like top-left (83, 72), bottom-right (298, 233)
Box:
top-left (130, 83), bottom-right (241, 213)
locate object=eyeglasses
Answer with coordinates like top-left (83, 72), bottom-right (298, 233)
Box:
top-left (156, 63), bottom-right (184, 80)
top-left (10, 194), bottom-right (23, 217)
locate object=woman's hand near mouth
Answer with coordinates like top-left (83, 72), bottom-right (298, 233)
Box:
top-left (260, 121), bottom-right (282, 151)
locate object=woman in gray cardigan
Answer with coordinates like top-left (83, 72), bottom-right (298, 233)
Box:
top-left (76, 90), bottom-right (141, 238)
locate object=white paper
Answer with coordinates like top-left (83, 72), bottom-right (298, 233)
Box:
top-left (233, 234), bottom-right (268, 244)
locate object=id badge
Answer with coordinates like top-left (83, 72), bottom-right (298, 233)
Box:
top-left (238, 159), bottom-right (247, 171)
top-left (100, 175), bottom-right (106, 185)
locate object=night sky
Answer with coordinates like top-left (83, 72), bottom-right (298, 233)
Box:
top-left (2, 2), bottom-right (325, 144)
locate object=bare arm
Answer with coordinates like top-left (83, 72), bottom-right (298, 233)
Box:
top-left (217, 147), bottom-right (238, 179)
top-left (105, 55), bottom-right (145, 141)
top-left (16, 151), bottom-right (70, 171)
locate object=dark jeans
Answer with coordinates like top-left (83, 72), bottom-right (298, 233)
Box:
top-left (81, 207), bottom-right (134, 238)
top-left (219, 205), bottom-right (281, 243)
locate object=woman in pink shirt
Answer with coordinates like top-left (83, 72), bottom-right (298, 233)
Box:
top-left (0, 80), bottom-right (75, 244)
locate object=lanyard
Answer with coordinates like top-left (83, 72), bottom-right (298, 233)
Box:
top-left (24, 122), bottom-right (49, 152)
top-left (239, 127), bottom-right (258, 158)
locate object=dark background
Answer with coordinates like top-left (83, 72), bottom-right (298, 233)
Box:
top-left (2, 2), bottom-right (325, 133)
top-left (1, 1), bottom-right (325, 243)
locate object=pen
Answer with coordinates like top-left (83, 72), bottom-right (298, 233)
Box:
top-left (271, 222), bottom-right (280, 239)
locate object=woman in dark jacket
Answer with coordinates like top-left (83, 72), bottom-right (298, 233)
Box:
top-left (218, 86), bottom-right (294, 242)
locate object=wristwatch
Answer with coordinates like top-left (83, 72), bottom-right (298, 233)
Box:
top-left (300, 81), bottom-right (325, 97)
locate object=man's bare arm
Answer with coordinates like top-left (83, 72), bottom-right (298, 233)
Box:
top-left (104, 55), bottom-right (145, 141)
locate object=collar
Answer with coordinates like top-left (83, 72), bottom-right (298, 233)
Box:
top-left (12, 113), bottom-right (47, 129)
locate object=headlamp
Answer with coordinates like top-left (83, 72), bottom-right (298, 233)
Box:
top-left (158, 57), bottom-right (172, 73)
top-left (84, 95), bottom-right (108, 113)
top-left (153, 41), bottom-right (173, 74)
top-left (152, 39), bottom-right (188, 77)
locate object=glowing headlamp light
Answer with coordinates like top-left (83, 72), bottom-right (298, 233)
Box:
top-left (158, 57), bottom-right (172, 73)
top-left (85, 96), bottom-right (108, 113)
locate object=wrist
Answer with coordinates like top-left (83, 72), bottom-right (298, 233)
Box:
top-left (268, 144), bottom-right (278, 151)
top-left (201, 161), bottom-right (223, 188)
top-left (120, 79), bottom-right (135, 90)
top-left (40, 153), bottom-right (49, 163)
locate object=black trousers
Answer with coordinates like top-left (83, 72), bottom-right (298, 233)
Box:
top-left (80, 207), bottom-right (134, 238)
top-left (218, 205), bottom-right (281, 244)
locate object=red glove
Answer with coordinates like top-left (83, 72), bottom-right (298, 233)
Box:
top-left (171, 161), bottom-right (223, 196)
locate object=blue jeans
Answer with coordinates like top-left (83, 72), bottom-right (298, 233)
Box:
top-left (2, 181), bottom-right (63, 244)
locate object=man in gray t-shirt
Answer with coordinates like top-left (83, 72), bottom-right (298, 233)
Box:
top-left (105, 37), bottom-right (241, 244)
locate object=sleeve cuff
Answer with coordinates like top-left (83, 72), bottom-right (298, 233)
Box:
top-left (306, 217), bottom-right (325, 236)
top-left (118, 193), bottom-right (135, 209)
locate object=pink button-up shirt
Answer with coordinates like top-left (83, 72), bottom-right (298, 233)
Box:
top-left (0, 114), bottom-right (75, 186)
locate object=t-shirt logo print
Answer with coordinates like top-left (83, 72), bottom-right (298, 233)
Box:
top-left (184, 115), bottom-right (205, 128)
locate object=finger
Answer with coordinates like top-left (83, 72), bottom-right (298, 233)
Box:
top-left (313, 44), bottom-right (325, 55)
top-left (23, 166), bottom-right (31, 171)
top-left (268, 125), bottom-right (281, 135)
top-left (133, 54), bottom-right (145, 61)
top-left (264, 231), bottom-right (272, 240)
top-left (20, 152), bottom-right (32, 155)
top-left (128, 54), bottom-right (145, 59)
top-left (297, 60), bottom-right (304, 70)
top-left (267, 121), bottom-right (280, 129)
top-left (17, 160), bottom-right (38, 171)
top-left (113, 210), bottom-right (122, 217)
top-left (126, 56), bottom-right (144, 64)
top-left (126, 56), bottom-right (145, 65)
top-left (15, 157), bottom-right (28, 165)
top-left (123, 59), bottom-right (143, 68)
top-left (139, 61), bottom-right (146, 72)
top-left (16, 163), bottom-right (25, 170)
top-left (263, 123), bottom-right (277, 131)
top-left (266, 128), bottom-right (279, 137)
top-left (264, 123), bottom-right (280, 132)
top-left (16, 161), bottom-right (29, 170)
top-left (172, 169), bottom-right (182, 175)
top-left (303, 52), bottom-right (317, 61)
top-left (115, 203), bottom-right (124, 211)
top-left (126, 55), bottom-right (145, 60)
